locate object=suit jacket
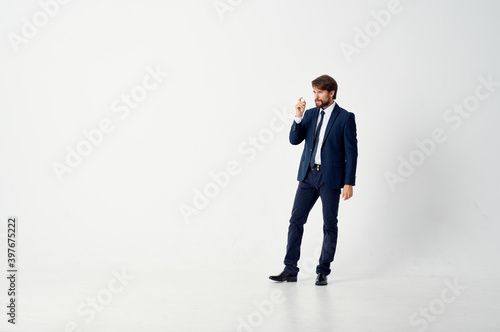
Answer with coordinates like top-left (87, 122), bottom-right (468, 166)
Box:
top-left (290, 103), bottom-right (358, 189)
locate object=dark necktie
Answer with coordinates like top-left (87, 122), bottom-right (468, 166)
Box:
top-left (310, 110), bottom-right (325, 168)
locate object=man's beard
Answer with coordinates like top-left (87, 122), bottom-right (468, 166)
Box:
top-left (315, 98), bottom-right (332, 109)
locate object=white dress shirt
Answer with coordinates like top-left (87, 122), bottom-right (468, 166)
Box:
top-left (294, 101), bottom-right (336, 165)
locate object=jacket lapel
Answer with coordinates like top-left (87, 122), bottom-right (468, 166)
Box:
top-left (309, 108), bottom-right (320, 142)
top-left (321, 103), bottom-right (340, 148)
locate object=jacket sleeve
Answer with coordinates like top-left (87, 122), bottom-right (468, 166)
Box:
top-left (290, 111), bottom-right (308, 145)
top-left (344, 113), bottom-right (358, 186)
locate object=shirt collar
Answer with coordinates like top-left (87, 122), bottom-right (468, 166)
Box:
top-left (321, 101), bottom-right (336, 114)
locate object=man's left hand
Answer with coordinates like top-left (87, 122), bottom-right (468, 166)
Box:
top-left (341, 185), bottom-right (353, 200)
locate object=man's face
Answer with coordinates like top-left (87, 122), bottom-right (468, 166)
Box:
top-left (313, 87), bottom-right (335, 109)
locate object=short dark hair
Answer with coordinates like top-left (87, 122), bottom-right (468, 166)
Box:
top-left (312, 75), bottom-right (338, 99)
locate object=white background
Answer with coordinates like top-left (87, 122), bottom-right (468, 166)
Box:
top-left (1, 0), bottom-right (499, 331)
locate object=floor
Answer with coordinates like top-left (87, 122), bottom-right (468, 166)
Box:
top-left (3, 268), bottom-right (499, 332)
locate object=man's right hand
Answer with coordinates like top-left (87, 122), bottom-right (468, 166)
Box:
top-left (295, 97), bottom-right (306, 117)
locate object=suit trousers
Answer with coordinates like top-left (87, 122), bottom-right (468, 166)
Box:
top-left (284, 166), bottom-right (341, 275)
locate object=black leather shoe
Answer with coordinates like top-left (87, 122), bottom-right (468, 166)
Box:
top-left (315, 273), bottom-right (328, 286)
top-left (269, 270), bottom-right (297, 282)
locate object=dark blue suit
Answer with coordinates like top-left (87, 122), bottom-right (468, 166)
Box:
top-left (284, 103), bottom-right (358, 275)
top-left (290, 103), bottom-right (357, 189)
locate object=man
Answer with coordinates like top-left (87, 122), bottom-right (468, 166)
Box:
top-left (269, 75), bottom-right (358, 286)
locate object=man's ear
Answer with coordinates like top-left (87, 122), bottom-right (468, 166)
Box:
top-left (330, 90), bottom-right (335, 99)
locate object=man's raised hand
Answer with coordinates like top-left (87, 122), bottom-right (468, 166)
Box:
top-left (295, 97), bottom-right (306, 117)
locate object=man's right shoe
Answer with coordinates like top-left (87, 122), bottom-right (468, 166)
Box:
top-left (315, 273), bottom-right (328, 286)
top-left (269, 270), bottom-right (297, 282)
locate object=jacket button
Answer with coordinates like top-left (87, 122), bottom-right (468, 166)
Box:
top-left (310, 149), bottom-right (312, 151)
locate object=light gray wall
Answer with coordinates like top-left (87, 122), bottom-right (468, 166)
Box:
top-left (1, 0), bottom-right (499, 298)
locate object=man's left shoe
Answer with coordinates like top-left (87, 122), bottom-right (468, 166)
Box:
top-left (269, 270), bottom-right (297, 282)
top-left (315, 273), bottom-right (328, 286)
